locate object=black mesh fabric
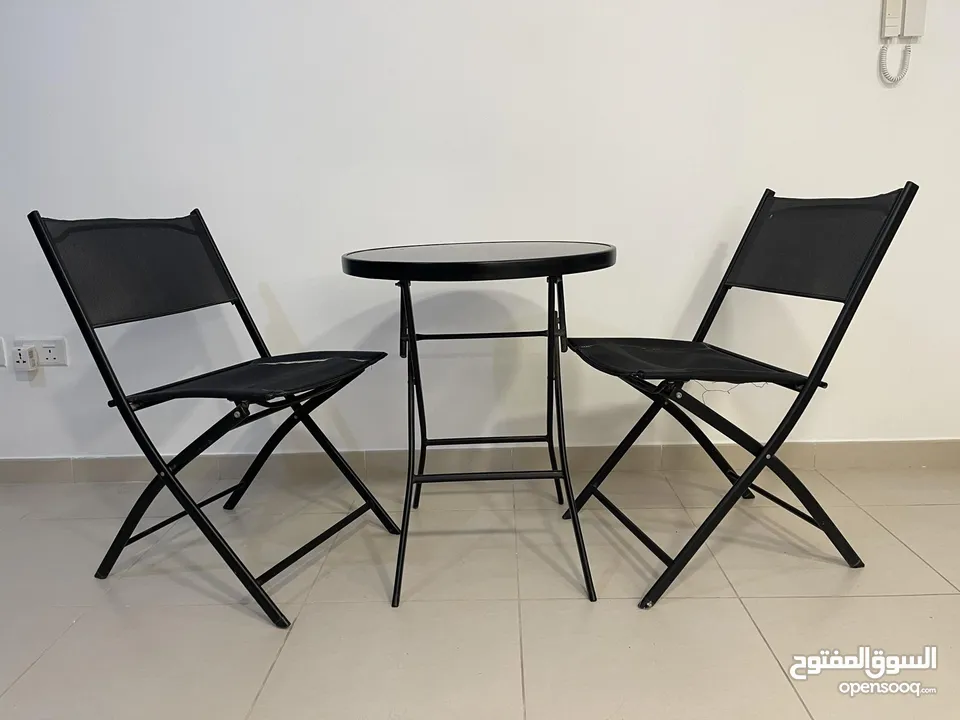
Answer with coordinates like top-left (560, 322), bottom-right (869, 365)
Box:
top-left (567, 338), bottom-right (810, 387)
top-left (123, 351), bottom-right (387, 406)
top-left (39, 214), bottom-right (238, 327)
top-left (727, 191), bottom-right (901, 302)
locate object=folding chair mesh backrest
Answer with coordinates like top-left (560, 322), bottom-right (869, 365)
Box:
top-left (39, 214), bottom-right (240, 328)
top-left (724, 192), bottom-right (903, 302)
top-left (28, 210), bottom-right (398, 628)
top-left (563, 182), bottom-right (918, 611)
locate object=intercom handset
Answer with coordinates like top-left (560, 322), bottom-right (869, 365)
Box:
top-left (880, 0), bottom-right (927, 86)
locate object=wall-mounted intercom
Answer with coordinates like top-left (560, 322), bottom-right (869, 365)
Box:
top-left (880, 0), bottom-right (927, 85)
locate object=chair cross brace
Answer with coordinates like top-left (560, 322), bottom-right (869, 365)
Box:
top-left (95, 386), bottom-right (399, 629)
top-left (566, 375), bottom-right (862, 609)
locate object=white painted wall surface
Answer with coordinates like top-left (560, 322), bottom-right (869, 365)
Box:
top-left (1, 1), bottom-right (957, 457)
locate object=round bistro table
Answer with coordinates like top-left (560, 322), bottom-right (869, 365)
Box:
top-left (342, 241), bottom-right (616, 606)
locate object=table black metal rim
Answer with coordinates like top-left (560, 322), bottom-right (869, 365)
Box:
top-left (341, 240), bottom-right (617, 282)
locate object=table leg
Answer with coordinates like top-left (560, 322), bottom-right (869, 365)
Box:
top-left (390, 278), bottom-right (596, 606)
top-left (392, 281), bottom-right (421, 607)
top-left (545, 279), bottom-right (564, 505)
top-left (548, 277), bottom-right (597, 601)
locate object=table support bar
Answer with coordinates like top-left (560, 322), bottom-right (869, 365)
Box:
top-left (415, 470), bottom-right (563, 484)
top-left (416, 330), bottom-right (547, 341)
top-left (424, 434), bottom-right (547, 447)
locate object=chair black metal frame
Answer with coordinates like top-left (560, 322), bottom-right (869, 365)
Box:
top-left (562, 182), bottom-right (919, 609)
top-left (28, 209), bottom-right (399, 628)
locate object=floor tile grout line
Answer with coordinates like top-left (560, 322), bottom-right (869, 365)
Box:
top-left (243, 605), bottom-right (300, 720)
top-left (677, 502), bottom-right (960, 602)
top-left (16, 591), bottom-right (949, 612)
top-left (738, 598), bottom-right (816, 720)
top-left (291, 517), bottom-right (348, 604)
top-left (857, 506), bottom-right (960, 593)
top-left (514, 507), bottom-right (527, 720)
top-left (812, 468), bottom-right (859, 507)
top-left (680, 505), bottom-right (741, 600)
top-left (851, 502), bottom-right (960, 507)
top-left (290, 482), bottom-right (382, 602)
top-left (735, 592), bottom-right (960, 600)
top-left (0, 606), bottom-right (90, 703)
top-left (660, 471), bottom-right (688, 508)
top-left (296, 592), bottom-right (960, 607)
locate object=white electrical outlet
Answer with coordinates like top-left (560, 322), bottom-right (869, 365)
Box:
top-left (13, 344), bottom-right (39, 372)
top-left (14, 337), bottom-right (68, 367)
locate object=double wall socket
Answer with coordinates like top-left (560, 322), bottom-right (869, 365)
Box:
top-left (13, 337), bottom-right (68, 367)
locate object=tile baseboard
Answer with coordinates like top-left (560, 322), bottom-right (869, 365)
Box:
top-left (1, 440), bottom-right (959, 484)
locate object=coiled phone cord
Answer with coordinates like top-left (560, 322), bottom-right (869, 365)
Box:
top-left (879, 43), bottom-right (912, 85)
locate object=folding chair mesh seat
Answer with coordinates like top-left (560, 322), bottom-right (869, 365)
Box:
top-left (562, 182), bottom-right (918, 610)
top-left (28, 210), bottom-right (399, 628)
top-left (568, 338), bottom-right (812, 388)
top-left (118, 352), bottom-right (383, 409)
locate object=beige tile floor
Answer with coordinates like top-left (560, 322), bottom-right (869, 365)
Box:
top-left (0, 467), bottom-right (958, 719)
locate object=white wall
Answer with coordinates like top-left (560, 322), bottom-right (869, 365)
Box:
top-left (1, 0), bottom-right (958, 459)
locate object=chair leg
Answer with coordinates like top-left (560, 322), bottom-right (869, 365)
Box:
top-left (658, 400), bottom-right (754, 500)
top-left (97, 408), bottom-right (246, 577)
top-left (562, 397), bottom-right (665, 520)
top-left (102, 457), bottom-right (289, 626)
top-left (223, 408), bottom-right (304, 510)
top-left (669, 387), bottom-right (862, 569)
top-left (159, 468), bottom-right (290, 628)
top-left (640, 383), bottom-right (864, 609)
top-left (767, 459), bottom-right (862, 567)
top-left (640, 456), bottom-right (765, 609)
top-left (95, 476), bottom-right (166, 578)
top-left (296, 409), bottom-right (400, 536)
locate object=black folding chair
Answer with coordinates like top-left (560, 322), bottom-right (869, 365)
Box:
top-left (562, 182), bottom-right (918, 609)
top-left (28, 209), bottom-right (399, 628)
